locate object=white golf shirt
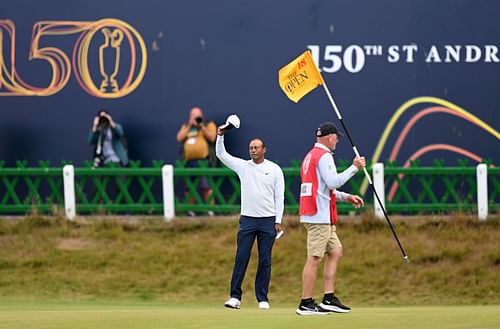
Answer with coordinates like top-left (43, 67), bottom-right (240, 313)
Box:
top-left (216, 135), bottom-right (285, 223)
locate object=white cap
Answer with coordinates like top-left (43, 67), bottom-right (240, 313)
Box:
top-left (220, 114), bottom-right (240, 131)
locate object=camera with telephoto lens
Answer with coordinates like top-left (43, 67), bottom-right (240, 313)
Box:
top-left (98, 116), bottom-right (110, 128)
top-left (195, 116), bottom-right (203, 125)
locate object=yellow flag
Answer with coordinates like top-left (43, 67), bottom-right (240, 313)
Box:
top-left (278, 50), bottom-right (324, 103)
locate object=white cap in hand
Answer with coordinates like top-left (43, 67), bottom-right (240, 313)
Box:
top-left (220, 114), bottom-right (240, 131)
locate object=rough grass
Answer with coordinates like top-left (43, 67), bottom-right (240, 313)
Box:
top-left (0, 213), bottom-right (499, 305)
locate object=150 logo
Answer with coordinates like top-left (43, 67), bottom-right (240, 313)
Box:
top-left (0, 18), bottom-right (147, 98)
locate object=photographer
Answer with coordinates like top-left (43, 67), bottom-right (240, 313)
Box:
top-left (176, 106), bottom-right (217, 215)
top-left (88, 109), bottom-right (129, 167)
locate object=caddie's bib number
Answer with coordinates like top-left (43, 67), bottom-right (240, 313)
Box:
top-left (300, 183), bottom-right (312, 197)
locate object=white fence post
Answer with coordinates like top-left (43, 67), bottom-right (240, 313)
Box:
top-left (476, 164), bottom-right (488, 221)
top-left (162, 164), bottom-right (175, 221)
top-left (62, 165), bottom-right (76, 220)
top-left (373, 163), bottom-right (385, 220)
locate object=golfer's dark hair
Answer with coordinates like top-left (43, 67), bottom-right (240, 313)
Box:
top-left (250, 138), bottom-right (266, 148)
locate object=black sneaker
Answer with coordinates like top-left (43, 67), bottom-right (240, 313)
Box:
top-left (296, 299), bottom-right (329, 316)
top-left (319, 294), bottom-right (351, 313)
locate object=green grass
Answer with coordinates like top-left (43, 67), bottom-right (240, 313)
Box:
top-left (0, 302), bottom-right (499, 329)
top-left (0, 213), bottom-right (499, 305)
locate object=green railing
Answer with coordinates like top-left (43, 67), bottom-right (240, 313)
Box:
top-left (73, 161), bottom-right (164, 214)
top-left (383, 160), bottom-right (493, 212)
top-left (0, 161), bottom-right (63, 213)
top-left (376, 160), bottom-right (498, 214)
top-left (0, 160), bottom-right (498, 216)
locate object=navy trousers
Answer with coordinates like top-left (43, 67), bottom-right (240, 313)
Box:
top-left (230, 215), bottom-right (276, 302)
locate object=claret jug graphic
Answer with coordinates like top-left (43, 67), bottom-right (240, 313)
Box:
top-left (99, 28), bottom-right (124, 93)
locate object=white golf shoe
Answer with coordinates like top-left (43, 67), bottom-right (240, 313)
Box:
top-left (258, 301), bottom-right (270, 309)
top-left (224, 297), bottom-right (241, 309)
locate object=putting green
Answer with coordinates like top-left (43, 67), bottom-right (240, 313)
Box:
top-left (0, 302), bottom-right (498, 329)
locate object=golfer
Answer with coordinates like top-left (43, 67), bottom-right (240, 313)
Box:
top-left (216, 122), bottom-right (284, 310)
top-left (296, 122), bottom-right (365, 316)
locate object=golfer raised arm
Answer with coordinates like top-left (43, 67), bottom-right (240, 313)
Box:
top-left (296, 122), bottom-right (365, 316)
top-left (216, 121), bottom-right (285, 310)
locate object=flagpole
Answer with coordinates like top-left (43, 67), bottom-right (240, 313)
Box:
top-left (321, 81), bottom-right (410, 263)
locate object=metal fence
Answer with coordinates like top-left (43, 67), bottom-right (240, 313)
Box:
top-left (0, 160), bottom-right (498, 218)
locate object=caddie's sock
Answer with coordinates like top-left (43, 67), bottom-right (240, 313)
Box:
top-left (301, 298), bottom-right (313, 305)
top-left (323, 293), bottom-right (334, 301)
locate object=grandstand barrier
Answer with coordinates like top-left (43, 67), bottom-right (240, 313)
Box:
top-left (0, 160), bottom-right (497, 220)
top-left (61, 164), bottom-right (175, 221)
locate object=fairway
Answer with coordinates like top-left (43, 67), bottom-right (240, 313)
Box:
top-left (0, 302), bottom-right (499, 329)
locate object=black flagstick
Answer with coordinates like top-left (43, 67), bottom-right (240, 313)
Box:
top-left (321, 80), bottom-right (410, 263)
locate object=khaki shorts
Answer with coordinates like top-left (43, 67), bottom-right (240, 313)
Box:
top-left (303, 223), bottom-right (342, 257)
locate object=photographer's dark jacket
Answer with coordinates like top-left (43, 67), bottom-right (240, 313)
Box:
top-left (88, 123), bottom-right (129, 166)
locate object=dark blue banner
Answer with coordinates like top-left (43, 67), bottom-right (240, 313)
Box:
top-left (0, 0), bottom-right (498, 166)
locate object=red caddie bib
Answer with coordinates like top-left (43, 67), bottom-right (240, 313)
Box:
top-left (299, 147), bottom-right (338, 224)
